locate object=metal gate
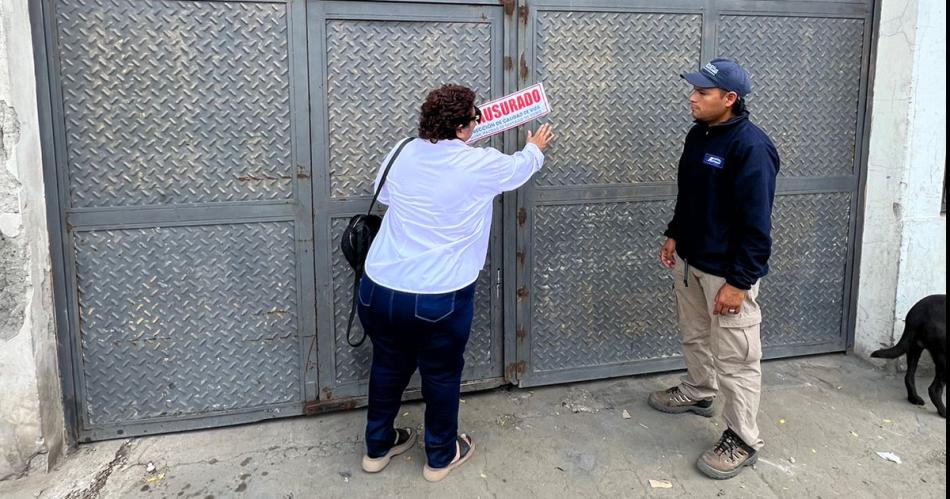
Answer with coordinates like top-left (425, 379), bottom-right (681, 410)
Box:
top-left (513, 0), bottom-right (873, 386)
top-left (308, 0), bottom-right (512, 403)
top-left (33, 0), bottom-right (873, 441)
top-left (38, 0), bottom-right (317, 441)
top-left (35, 0), bottom-right (514, 441)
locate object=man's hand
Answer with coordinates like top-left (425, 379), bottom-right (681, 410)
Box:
top-left (713, 283), bottom-right (746, 315)
top-left (659, 238), bottom-right (677, 269)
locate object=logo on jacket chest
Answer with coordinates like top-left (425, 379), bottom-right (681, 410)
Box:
top-left (702, 153), bottom-right (725, 169)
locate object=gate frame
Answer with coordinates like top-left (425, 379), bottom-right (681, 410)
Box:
top-left (28, 0), bottom-right (880, 446)
top-left (511, 0), bottom-right (880, 387)
top-left (30, 0), bottom-right (317, 443)
top-left (307, 0), bottom-right (518, 403)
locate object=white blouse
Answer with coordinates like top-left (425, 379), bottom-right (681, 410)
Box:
top-left (364, 138), bottom-right (544, 294)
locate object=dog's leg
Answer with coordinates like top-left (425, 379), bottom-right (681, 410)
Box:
top-left (928, 351), bottom-right (946, 418)
top-left (905, 344), bottom-right (925, 406)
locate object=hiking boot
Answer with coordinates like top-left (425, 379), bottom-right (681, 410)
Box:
top-left (696, 428), bottom-right (758, 480)
top-left (648, 386), bottom-right (715, 417)
top-left (361, 427), bottom-right (416, 473)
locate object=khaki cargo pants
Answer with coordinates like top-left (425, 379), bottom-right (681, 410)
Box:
top-left (673, 255), bottom-right (764, 450)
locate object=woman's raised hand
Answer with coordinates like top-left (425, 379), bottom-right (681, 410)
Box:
top-left (527, 123), bottom-right (554, 151)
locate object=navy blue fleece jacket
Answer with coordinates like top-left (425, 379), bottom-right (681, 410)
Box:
top-left (664, 111), bottom-right (780, 290)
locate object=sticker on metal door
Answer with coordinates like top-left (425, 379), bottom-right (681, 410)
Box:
top-left (467, 83), bottom-right (551, 143)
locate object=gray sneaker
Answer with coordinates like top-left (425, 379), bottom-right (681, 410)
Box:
top-left (647, 386), bottom-right (715, 417)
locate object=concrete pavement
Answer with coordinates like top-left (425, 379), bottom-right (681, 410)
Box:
top-left (1, 354), bottom-right (945, 498)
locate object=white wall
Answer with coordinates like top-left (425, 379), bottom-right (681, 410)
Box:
top-left (856, 0), bottom-right (947, 360)
top-left (0, 0), bottom-right (64, 480)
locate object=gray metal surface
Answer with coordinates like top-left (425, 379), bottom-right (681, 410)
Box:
top-left (30, 0), bottom-right (82, 444)
top-left (534, 11), bottom-right (702, 186)
top-left (34, 0), bottom-right (876, 440)
top-left (41, 0), bottom-right (315, 440)
top-left (309, 1), bottom-right (508, 400)
top-left (325, 18), bottom-right (493, 199)
top-left (761, 193), bottom-right (853, 348)
top-left (718, 15), bottom-right (866, 178)
top-left (74, 223), bottom-right (301, 426)
top-left (319, 10), bottom-right (498, 388)
top-left (55, 0), bottom-right (295, 207)
top-left (530, 200), bottom-right (680, 373)
top-left (516, 0), bottom-right (872, 387)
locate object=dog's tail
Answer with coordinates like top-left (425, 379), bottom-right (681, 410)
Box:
top-left (870, 329), bottom-right (911, 359)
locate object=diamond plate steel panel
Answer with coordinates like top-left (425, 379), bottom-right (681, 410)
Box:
top-left (719, 16), bottom-right (865, 178)
top-left (530, 193), bottom-right (851, 374)
top-left (330, 217), bottom-right (495, 384)
top-left (325, 20), bottom-right (492, 199)
top-left (74, 223), bottom-right (301, 426)
top-left (54, 0), bottom-right (294, 208)
top-left (534, 12), bottom-right (702, 186)
top-left (531, 201), bottom-right (681, 372)
top-left (761, 193), bottom-right (852, 346)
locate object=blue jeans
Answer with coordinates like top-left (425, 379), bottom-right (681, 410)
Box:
top-left (357, 275), bottom-right (475, 468)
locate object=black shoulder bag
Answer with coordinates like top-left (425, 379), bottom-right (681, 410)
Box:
top-left (340, 137), bottom-right (413, 347)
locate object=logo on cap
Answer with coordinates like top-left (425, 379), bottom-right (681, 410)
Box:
top-left (702, 63), bottom-right (719, 76)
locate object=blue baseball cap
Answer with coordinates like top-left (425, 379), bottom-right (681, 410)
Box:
top-left (681, 58), bottom-right (751, 97)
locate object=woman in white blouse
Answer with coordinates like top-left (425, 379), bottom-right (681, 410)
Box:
top-left (358, 84), bottom-right (553, 482)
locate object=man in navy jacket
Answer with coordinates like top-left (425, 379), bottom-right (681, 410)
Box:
top-left (649, 58), bottom-right (780, 480)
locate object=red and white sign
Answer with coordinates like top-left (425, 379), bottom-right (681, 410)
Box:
top-left (467, 83), bottom-right (551, 144)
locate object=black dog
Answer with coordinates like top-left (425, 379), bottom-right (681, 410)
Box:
top-left (871, 294), bottom-right (946, 418)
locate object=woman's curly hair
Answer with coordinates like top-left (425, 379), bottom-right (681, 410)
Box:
top-left (418, 84), bottom-right (476, 142)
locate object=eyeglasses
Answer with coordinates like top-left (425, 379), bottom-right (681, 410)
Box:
top-left (463, 106), bottom-right (482, 126)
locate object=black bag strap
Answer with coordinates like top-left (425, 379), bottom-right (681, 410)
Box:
top-left (345, 224), bottom-right (369, 347)
top-left (367, 137), bottom-right (414, 216)
top-left (346, 270), bottom-right (364, 347)
top-left (345, 137), bottom-right (414, 348)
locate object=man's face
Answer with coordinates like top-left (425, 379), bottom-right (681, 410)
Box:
top-left (688, 86), bottom-right (737, 124)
